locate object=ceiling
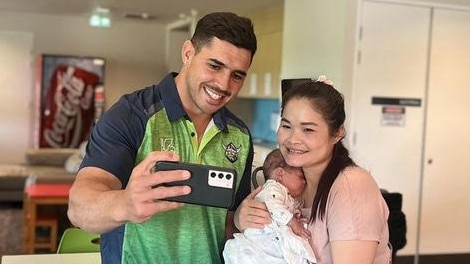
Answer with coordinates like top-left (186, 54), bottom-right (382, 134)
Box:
top-left (0, 0), bottom-right (284, 24)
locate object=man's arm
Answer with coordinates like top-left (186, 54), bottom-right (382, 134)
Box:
top-left (68, 167), bottom-right (129, 233)
top-left (67, 151), bottom-right (192, 233)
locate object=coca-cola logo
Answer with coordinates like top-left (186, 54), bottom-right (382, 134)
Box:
top-left (44, 66), bottom-right (94, 148)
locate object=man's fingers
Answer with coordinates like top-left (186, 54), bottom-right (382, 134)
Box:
top-left (151, 169), bottom-right (191, 186)
top-left (139, 151), bottom-right (180, 173)
top-left (151, 184), bottom-right (191, 200)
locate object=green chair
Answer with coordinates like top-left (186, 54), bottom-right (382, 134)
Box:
top-left (57, 227), bottom-right (100, 253)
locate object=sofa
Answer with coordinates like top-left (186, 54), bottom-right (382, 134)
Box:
top-left (0, 147), bottom-right (83, 203)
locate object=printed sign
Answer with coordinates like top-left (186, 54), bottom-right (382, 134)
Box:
top-left (381, 106), bottom-right (406, 127)
top-left (36, 55), bottom-right (105, 148)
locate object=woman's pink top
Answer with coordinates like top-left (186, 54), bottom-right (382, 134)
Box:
top-left (302, 166), bottom-right (392, 264)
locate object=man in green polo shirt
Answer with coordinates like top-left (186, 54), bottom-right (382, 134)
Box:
top-left (67, 12), bottom-right (257, 264)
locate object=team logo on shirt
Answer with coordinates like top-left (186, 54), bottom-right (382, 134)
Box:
top-left (223, 142), bottom-right (241, 163)
top-left (160, 138), bottom-right (175, 151)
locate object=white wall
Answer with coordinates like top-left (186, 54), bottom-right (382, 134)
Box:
top-left (0, 11), bottom-right (168, 163)
top-left (0, 11), bottom-right (168, 106)
top-left (281, 0), bottom-right (470, 258)
top-left (281, 0), bottom-right (470, 142)
top-left (281, 0), bottom-right (360, 136)
top-left (0, 31), bottom-right (33, 163)
top-left (353, 1), bottom-right (470, 257)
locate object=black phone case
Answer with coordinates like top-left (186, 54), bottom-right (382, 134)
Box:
top-left (154, 161), bottom-right (237, 209)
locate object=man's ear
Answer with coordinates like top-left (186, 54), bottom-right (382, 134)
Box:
top-left (181, 40), bottom-right (194, 64)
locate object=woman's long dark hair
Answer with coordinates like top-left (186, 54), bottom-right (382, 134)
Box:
top-left (281, 80), bottom-right (356, 223)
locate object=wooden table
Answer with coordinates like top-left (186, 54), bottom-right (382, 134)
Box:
top-left (22, 184), bottom-right (72, 254)
top-left (2, 252), bottom-right (101, 264)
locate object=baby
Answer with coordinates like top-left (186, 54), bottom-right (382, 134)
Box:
top-left (223, 149), bottom-right (316, 264)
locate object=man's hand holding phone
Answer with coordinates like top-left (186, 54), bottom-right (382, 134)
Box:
top-left (154, 161), bottom-right (237, 209)
top-left (121, 151), bottom-right (191, 224)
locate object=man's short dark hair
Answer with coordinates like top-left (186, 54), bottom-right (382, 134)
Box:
top-left (191, 12), bottom-right (257, 62)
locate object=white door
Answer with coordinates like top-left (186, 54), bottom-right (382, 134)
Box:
top-left (0, 31), bottom-right (33, 163)
top-left (351, 1), bottom-right (431, 256)
top-left (420, 7), bottom-right (470, 254)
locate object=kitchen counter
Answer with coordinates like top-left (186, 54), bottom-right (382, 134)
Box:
top-left (2, 253), bottom-right (100, 264)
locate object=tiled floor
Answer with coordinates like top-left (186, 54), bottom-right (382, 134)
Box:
top-left (0, 202), bottom-right (23, 258)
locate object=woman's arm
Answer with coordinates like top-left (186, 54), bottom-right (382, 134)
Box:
top-left (234, 187), bottom-right (271, 231)
top-left (331, 240), bottom-right (378, 264)
top-left (327, 167), bottom-right (386, 264)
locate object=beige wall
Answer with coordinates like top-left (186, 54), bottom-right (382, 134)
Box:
top-left (0, 11), bottom-right (168, 108)
top-left (0, 11), bottom-right (168, 162)
top-left (281, 0), bottom-right (360, 140)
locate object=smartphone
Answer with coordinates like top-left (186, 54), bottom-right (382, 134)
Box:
top-left (154, 161), bottom-right (237, 209)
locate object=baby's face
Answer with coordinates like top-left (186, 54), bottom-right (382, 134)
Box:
top-left (283, 167), bottom-right (306, 198)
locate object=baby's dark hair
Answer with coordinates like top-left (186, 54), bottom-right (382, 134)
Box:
top-left (262, 148), bottom-right (288, 179)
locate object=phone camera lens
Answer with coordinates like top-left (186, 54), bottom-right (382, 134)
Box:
top-left (210, 172), bottom-right (216, 178)
top-left (226, 174), bottom-right (232, 180)
top-left (218, 173), bottom-right (224, 179)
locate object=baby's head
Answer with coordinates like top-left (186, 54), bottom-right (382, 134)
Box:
top-left (263, 148), bottom-right (306, 198)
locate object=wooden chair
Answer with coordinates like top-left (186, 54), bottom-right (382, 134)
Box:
top-left (35, 216), bottom-right (58, 252)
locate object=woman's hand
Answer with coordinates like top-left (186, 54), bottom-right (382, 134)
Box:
top-left (234, 187), bottom-right (271, 231)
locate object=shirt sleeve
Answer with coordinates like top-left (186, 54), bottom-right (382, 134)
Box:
top-left (326, 166), bottom-right (390, 242)
top-left (80, 94), bottom-right (147, 187)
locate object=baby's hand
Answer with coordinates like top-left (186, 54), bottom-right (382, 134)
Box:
top-left (288, 217), bottom-right (311, 240)
top-left (294, 211), bottom-right (302, 219)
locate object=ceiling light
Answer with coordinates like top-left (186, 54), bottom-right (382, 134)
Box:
top-left (89, 7), bottom-right (111, 28)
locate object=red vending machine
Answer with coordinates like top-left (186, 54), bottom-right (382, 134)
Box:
top-left (35, 54), bottom-right (105, 148)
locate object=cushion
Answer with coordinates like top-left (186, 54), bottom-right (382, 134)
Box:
top-left (25, 166), bottom-right (75, 185)
top-left (64, 153), bottom-right (82, 173)
top-left (64, 141), bottom-right (87, 173)
top-left (25, 148), bottom-right (79, 167)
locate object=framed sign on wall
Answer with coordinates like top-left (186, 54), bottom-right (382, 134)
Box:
top-left (35, 54), bottom-right (106, 148)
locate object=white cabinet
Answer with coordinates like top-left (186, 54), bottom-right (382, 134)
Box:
top-left (352, 1), bottom-right (470, 257)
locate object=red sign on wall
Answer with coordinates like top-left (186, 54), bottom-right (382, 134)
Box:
top-left (35, 55), bottom-right (105, 148)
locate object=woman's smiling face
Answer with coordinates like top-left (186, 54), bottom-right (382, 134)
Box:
top-left (277, 97), bottom-right (337, 172)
